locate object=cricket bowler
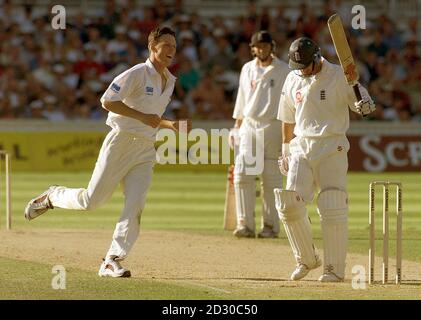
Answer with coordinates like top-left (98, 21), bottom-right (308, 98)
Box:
top-left (24, 27), bottom-right (191, 278)
top-left (230, 31), bottom-right (289, 238)
top-left (275, 37), bottom-right (375, 281)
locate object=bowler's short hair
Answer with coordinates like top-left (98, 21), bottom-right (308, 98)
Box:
top-left (148, 27), bottom-right (176, 46)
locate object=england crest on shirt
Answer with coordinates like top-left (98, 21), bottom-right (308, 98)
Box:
top-left (251, 80), bottom-right (257, 91)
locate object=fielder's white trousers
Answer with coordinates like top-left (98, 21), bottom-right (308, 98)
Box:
top-left (234, 118), bottom-right (282, 232)
top-left (49, 129), bottom-right (156, 260)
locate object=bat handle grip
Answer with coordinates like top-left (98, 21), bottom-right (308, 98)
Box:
top-left (353, 83), bottom-right (368, 117)
top-left (353, 83), bottom-right (362, 102)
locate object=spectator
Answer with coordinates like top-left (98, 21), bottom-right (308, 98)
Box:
top-left (126, 0), bottom-right (145, 21)
top-left (383, 19), bottom-right (403, 50)
top-left (0, 2), bottom-right (419, 121)
top-left (242, 1), bottom-right (258, 39)
top-left (402, 17), bottom-right (420, 43)
top-left (233, 41), bottom-right (252, 72)
top-left (188, 74), bottom-right (230, 119)
top-left (42, 95), bottom-right (66, 121)
top-left (176, 57), bottom-right (200, 97)
top-left (182, 35), bottom-right (199, 64)
top-left (367, 30), bottom-right (389, 57)
top-left (0, 96), bottom-right (16, 119)
top-left (29, 100), bottom-right (46, 119)
top-left (106, 25), bottom-right (129, 58)
top-left (206, 30), bottom-right (235, 72)
top-left (137, 7), bottom-right (157, 34)
top-left (74, 45), bottom-right (105, 76)
top-left (32, 56), bottom-right (56, 90)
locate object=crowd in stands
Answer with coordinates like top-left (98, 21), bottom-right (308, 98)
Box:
top-left (0, 0), bottom-right (420, 121)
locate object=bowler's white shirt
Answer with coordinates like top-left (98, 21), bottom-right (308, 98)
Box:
top-left (101, 59), bottom-right (176, 141)
top-left (277, 58), bottom-right (370, 138)
top-left (233, 56), bottom-right (289, 121)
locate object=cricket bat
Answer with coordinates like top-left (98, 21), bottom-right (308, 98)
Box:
top-left (327, 13), bottom-right (363, 102)
top-left (223, 165), bottom-right (237, 230)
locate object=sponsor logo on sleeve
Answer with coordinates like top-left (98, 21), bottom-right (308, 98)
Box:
top-left (111, 83), bottom-right (121, 93)
top-left (296, 91), bottom-right (302, 103)
top-left (146, 86), bottom-right (154, 95)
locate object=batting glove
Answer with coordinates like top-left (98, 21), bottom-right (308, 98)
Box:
top-left (228, 128), bottom-right (239, 150)
top-left (278, 155), bottom-right (290, 176)
top-left (355, 97), bottom-right (376, 117)
top-left (278, 143), bottom-right (291, 176)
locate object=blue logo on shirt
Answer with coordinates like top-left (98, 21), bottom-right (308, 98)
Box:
top-left (146, 86), bottom-right (154, 95)
top-left (111, 83), bottom-right (121, 93)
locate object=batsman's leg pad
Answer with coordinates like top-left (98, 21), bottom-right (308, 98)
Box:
top-left (261, 160), bottom-right (282, 233)
top-left (234, 171), bottom-right (256, 231)
top-left (274, 189), bottom-right (318, 266)
top-left (317, 188), bottom-right (348, 279)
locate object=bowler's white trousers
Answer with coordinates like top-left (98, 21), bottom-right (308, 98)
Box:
top-left (49, 129), bottom-right (155, 260)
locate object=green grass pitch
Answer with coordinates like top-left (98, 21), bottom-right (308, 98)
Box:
top-left (1, 170), bottom-right (421, 299)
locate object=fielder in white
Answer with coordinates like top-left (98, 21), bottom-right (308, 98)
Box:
top-left (24, 27), bottom-right (191, 278)
top-left (275, 37), bottom-right (375, 282)
top-left (230, 31), bottom-right (289, 238)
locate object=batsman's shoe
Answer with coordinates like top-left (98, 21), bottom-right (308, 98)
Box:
top-left (233, 226), bottom-right (255, 238)
top-left (318, 266), bottom-right (344, 282)
top-left (24, 186), bottom-right (57, 221)
top-left (257, 226), bottom-right (279, 239)
top-left (98, 257), bottom-right (131, 278)
top-left (290, 255), bottom-right (322, 281)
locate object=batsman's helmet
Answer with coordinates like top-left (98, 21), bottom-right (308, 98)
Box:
top-left (249, 30), bottom-right (275, 49)
top-left (288, 37), bottom-right (321, 70)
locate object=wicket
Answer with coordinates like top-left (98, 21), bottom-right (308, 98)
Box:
top-left (369, 181), bottom-right (402, 285)
top-left (0, 151), bottom-right (11, 230)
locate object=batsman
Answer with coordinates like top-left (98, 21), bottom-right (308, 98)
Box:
top-left (229, 31), bottom-right (289, 238)
top-left (275, 36), bottom-right (375, 282)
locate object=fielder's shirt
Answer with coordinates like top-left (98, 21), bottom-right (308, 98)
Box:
top-left (233, 56), bottom-right (290, 121)
top-left (277, 57), bottom-right (370, 138)
top-left (101, 58), bottom-right (176, 141)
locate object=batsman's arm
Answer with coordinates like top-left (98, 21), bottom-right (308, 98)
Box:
top-left (234, 119), bottom-right (243, 128)
top-left (282, 122), bottom-right (295, 144)
top-left (102, 100), bottom-right (161, 128)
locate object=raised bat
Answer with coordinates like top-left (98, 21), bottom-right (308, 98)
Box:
top-left (327, 13), bottom-right (363, 102)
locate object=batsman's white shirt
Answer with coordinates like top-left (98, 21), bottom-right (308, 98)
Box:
top-left (276, 57), bottom-right (371, 198)
top-left (278, 58), bottom-right (368, 138)
top-left (49, 59), bottom-right (176, 260)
